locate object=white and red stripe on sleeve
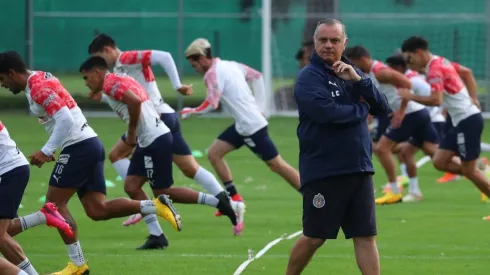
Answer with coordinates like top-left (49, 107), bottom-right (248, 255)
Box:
top-left (119, 50), bottom-right (155, 82)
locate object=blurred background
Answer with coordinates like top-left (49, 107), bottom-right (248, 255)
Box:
top-left (1, 0), bottom-right (489, 114)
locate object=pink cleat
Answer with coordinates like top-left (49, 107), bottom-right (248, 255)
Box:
top-left (122, 214), bottom-right (143, 226)
top-left (231, 201), bottom-right (246, 236)
top-left (40, 202), bottom-right (73, 237)
top-left (233, 222), bottom-right (244, 236)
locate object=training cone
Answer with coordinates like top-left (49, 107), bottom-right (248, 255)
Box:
top-left (38, 196), bottom-right (46, 203)
top-left (115, 175), bottom-right (123, 181)
top-left (19, 204), bottom-right (24, 209)
top-left (105, 180), bottom-right (116, 188)
top-left (192, 150), bottom-right (204, 158)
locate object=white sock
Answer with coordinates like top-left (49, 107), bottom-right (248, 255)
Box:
top-left (193, 166), bottom-right (224, 195)
top-left (400, 163), bottom-right (408, 177)
top-left (140, 200), bottom-right (156, 215)
top-left (19, 212), bottom-right (46, 231)
top-left (67, 242), bottom-right (85, 266)
top-left (18, 271), bottom-right (29, 275)
top-left (409, 177), bottom-right (421, 194)
top-left (112, 159), bottom-right (130, 180)
top-left (197, 192), bottom-right (219, 207)
top-left (17, 258), bottom-right (38, 275)
top-left (481, 142), bottom-right (490, 152)
top-left (143, 214), bottom-right (164, 236)
top-left (390, 182), bottom-right (400, 194)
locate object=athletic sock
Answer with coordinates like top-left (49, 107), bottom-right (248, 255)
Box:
top-left (67, 242), bottom-right (85, 266)
top-left (143, 214), bottom-right (164, 236)
top-left (112, 159), bottom-right (130, 180)
top-left (19, 212), bottom-right (46, 231)
top-left (193, 166), bottom-right (224, 195)
top-left (223, 180), bottom-right (238, 197)
top-left (197, 192), bottom-right (219, 207)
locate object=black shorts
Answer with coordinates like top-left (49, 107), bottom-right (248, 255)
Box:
top-left (0, 165), bottom-right (30, 219)
top-left (302, 173), bottom-right (377, 240)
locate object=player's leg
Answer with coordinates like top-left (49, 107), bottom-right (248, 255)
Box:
top-left (0, 257), bottom-right (29, 275)
top-left (286, 177), bottom-right (348, 275)
top-left (109, 134), bottom-right (134, 181)
top-left (207, 124), bottom-right (244, 200)
top-left (245, 126), bottom-right (300, 191)
top-left (437, 115), bottom-right (461, 183)
top-left (0, 166), bottom-right (39, 275)
top-left (341, 174), bottom-right (380, 275)
top-left (374, 133), bottom-right (401, 204)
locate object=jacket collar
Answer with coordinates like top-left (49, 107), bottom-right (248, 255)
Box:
top-left (310, 50), bottom-right (353, 72)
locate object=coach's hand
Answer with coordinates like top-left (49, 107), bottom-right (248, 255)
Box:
top-left (332, 61), bottom-right (362, 82)
top-left (177, 84), bottom-right (194, 96)
top-left (29, 151), bottom-right (51, 168)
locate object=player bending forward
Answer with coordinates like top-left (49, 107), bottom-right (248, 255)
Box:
top-left (399, 36), bottom-right (490, 212)
top-left (87, 34), bottom-right (243, 244)
top-left (181, 38), bottom-right (301, 214)
top-left (0, 121), bottom-right (72, 275)
top-left (0, 51), bottom-right (181, 275)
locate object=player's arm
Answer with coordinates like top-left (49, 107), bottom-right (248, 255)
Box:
top-left (238, 63), bottom-right (268, 115)
top-left (148, 50), bottom-right (184, 91)
top-left (375, 69), bottom-right (411, 114)
top-left (398, 69), bottom-right (443, 106)
top-left (31, 87), bottom-right (75, 156)
top-left (181, 72), bottom-right (222, 118)
top-left (452, 62), bottom-right (479, 107)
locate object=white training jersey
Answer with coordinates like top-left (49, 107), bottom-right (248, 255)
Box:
top-left (0, 122), bottom-right (29, 175)
top-left (114, 50), bottom-right (181, 114)
top-left (405, 70), bottom-right (445, 123)
top-left (369, 61), bottom-right (425, 114)
top-left (203, 58), bottom-right (268, 136)
top-left (102, 73), bottom-right (169, 147)
top-left (425, 55), bottom-right (480, 126)
top-left (25, 71), bottom-right (97, 154)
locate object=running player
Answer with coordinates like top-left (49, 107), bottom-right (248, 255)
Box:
top-left (87, 34), bottom-right (240, 246)
top-left (0, 50), bottom-right (181, 275)
top-left (344, 46), bottom-right (439, 204)
top-left (399, 36), bottom-right (490, 206)
top-left (0, 121), bottom-right (71, 275)
top-left (79, 56), bottom-right (244, 236)
top-left (181, 38), bottom-right (301, 209)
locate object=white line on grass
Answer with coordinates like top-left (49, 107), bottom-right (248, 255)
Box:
top-left (233, 230), bottom-right (303, 275)
top-left (416, 155), bottom-right (432, 168)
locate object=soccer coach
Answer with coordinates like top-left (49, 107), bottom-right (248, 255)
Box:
top-left (286, 19), bottom-right (391, 275)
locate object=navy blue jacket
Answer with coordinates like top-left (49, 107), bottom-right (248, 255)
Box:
top-left (294, 51), bottom-right (391, 186)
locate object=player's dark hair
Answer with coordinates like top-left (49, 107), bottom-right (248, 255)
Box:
top-left (296, 40), bottom-right (314, 60)
top-left (88, 33), bottom-right (117, 54)
top-left (79, 56), bottom-right (109, 72)
top-left (385, 54), bottom-right (407, 71)
top-left (401, 36), bottom-right (428, 53)
top-left (343, 45), bottom-right (370, 60)
top-left (0, 51), bottom-right (28, 74)
top-left (187, 48), bottom-right (213, 61)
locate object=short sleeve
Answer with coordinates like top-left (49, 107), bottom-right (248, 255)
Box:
top-left (427, 65), bottom-right (444, 93)
top-left (119, 50), bottom-right (152, 68)
top-left (30, 85), bottom-right (66, 116)
top-left (102, 74), bottom-right (128, 102)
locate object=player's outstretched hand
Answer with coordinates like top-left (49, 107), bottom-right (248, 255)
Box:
top-left (29, 151), bottom-right (51, 168)
top-left (177, 84), bottom-right (193, 96)
top-left (180, 107), bottom-right (195, 119)
top-left (332, 61), bottom-right (362, 81)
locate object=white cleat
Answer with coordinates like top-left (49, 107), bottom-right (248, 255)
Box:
top-left (402, 193), bottom-right (423, 202)
top-left (122, 213), bottom-right (143, 226)
top-left (231, 201), bottom-right (246, 236)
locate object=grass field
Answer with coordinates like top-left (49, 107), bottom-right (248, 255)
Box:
top-left (2, 113), bottom-right (490, 275)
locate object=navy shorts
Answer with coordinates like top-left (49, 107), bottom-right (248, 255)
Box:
top-left (444, 114), bottom-right (453, 135)
top-left (384, 109), bottom-right (438, 147)
top-left (218, 124), bottom-right (279, 161)
top-left (432, 122), bottom-right (446, 140)
top-left (371, 115), bottom-right (390, 142)
top-left (302, 173), bottom-right (377, 240)
top-left (49, 137), bottom-right (106, 198)
top-left (440, 113), bottom-right (483, 161)
top-left (127, 133), bottom-right (174, 189)
top-left (0, 165), bottom-right (30, 219)
top-left (160, 113), bottom-right (192, 156)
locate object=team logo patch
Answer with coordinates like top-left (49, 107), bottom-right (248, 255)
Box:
top-left (313, 193), bottom-right (325, 208)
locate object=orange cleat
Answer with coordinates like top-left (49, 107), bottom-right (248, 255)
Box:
top-left (436, 172), bottom-right (460, 184)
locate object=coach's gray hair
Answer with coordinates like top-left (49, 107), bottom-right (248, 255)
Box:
top-left (314, 18), bottom-right (347, 41)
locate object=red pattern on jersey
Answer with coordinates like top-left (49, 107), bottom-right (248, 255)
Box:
top-left (102, 73), bottom-right (150, 102)
top-left (28, 72), bottom-right (77, 116)
top-left (203, 68), bottom-right (222, 108)
top-left (451, 62), bottom-right (461, 72)
top-left (372, 61), bottom-right (388, 74)
top-left (241, 63), bottom-right (262, 81)
top-left (405, 70), bottom-right (419, 79)
top-left (119, 50), bottom-right (155, 82)
top-left (427, 57), bottom-right (464, 94)
top-left (0, 121), bottom-right (4, 131)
